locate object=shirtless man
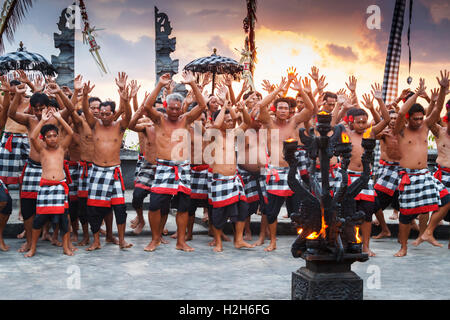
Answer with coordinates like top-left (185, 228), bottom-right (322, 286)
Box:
top-left (208, 100), bottom-right (254, 252)
top-left (371, 109), bottom-right (401, 239)
top-left (82, 78), bottom-right (133, 251)
top-left (0, 77), bottom-right (31, 186)
top-left (415, 73), bottom-right (450, 248)
top-left (25, 108), bottom-right (74, 257)
top-left (392, 74), bottom-right (450, 257)
top-left (258, 76), bottom-right (314, 252)
top-left (237, 99), bottom-right (270, 246)
top-left (8, 82), bottom-right (75, 253)
top-left (344, 83), bottom-right (390, 257)
top-left (143, 71), bottom-right (206, 252)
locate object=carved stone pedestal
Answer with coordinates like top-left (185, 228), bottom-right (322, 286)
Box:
top-left (292, 257), bottom-right (366, 300)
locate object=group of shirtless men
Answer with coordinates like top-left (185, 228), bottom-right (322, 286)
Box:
top-left (0, 66), bottom-right (448, 258)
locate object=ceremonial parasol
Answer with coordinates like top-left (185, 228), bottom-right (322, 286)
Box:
top-left (0, 41), bottom-right (56, 79)
top-left (184, 48), bottom-right (243, 94)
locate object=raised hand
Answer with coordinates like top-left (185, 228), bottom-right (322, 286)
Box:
top-left (17, 70), bottom-right (30, 84)
top-left (115, 72), bottom-right (128, 90)
top-left (216, 83), bottom-right (229, 102)
top-left (287, 66), bottom-right (297, 82)
top-left (430, 88), bottom-right (439, 102)
top-left (261, 79), bottom-right (274, 93)
top-left (235, 101), bottom-right (245, 112)
top-left (399, 88), bottom-right (410, 100)
top-left (277, 76), bottom-right (288, 91)
top-left (290, 76), bottom-right (302, 91)
top-left (184, 90), bottom-right (194, 106)
top-left (181, 70), bottom-right (196, 85)
top-left (47, 82), bottom-right (61, 95)
top-left (33, 74), bottom-right (45, 92)
top-left (201, 73), bottom-right (212, 87)
top-left (317, 75), bottom-right (328, 91)
top-left (241, 79), bottom-right (250, 92)
top-left (336, 88), bottom-right (346, 96)
top-left (15, 83), bottom-right (27, 94)
top-left (74, 74), bottom-right (83, 91)
top-left (119, 85), bottom-right (131, 102)
top-left (45, 76), bottom-right (56, 84)
top-left (371, 83), bottom-right (383, 100)
top-left (159, 73), bottom-right (172, 87)
top-left (415, 78), bottom-right (426, 96)
top-left (308, 66), bottom-right (320, 82)
top-left (42, 108), bottom-right (52, 122)
top-left (129, 80), bottom-right (141, 97)
top-left (436, 69), bottom-right (449, 89)
top-left (82, 81), bottom-right (95, 96)
top-left (52, 109), bottom-right (62, 120)
top-left (361, 93), bottom-right (374, 109)
top-left (0, 76), bottom-right (11, 92)
top-left (223, 74), bottom-right (233, 87)
top-left (345, 75), bottom-right (357, 92)
top-left (301, 77), bottom-right (312, 95)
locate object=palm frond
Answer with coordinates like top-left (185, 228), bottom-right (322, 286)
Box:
top-left (0, 0), bottom-right (34, 53)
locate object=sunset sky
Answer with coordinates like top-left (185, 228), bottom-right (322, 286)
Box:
top-left (3, 0), bottom-right (449, 106)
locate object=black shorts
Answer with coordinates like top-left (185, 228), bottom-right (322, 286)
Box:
top-left (264, 193), bottom-right (299, 225)
top-left (211, 201), bottom-right (249, 230)
top-left (78, 197), bottom-right (88, 225)
top-left (33, 210), bottom-right (69, 235)
top-left (149, 192), bottom-right (190, 214)
top-left (188, 198), bottom-right (208, 217)
top-left (399, 213), bottom-right (419, 225)
top-left (21, 198), bottom-right (37, 221)
top-left (377, 190), bottom-right (400, 211)
top-left (356, 200), bottom-right (378, 222)
top-left (132, 187), bottom-right (151, 210)
top-left (87, 204), bottom-right (127, 234)
top-left (69, 198), bottom-right (79, 223)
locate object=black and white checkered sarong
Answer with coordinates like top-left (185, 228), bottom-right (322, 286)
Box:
top-left (398, 168), bottom-right (449, 215)
top-left (209, 171), bottom-right (247, 208)
top-left (295, 147), bottom-right (309, 176)
top-left (36, 179), bottom-right (69, 214)
top-left (348, 170), bottom-right (377, 202)
top-left (20, 159), bottom-right (42, 199)
top-left (87, 164), bottom-right (125, 208)
top-left (64, 160), bottom-right (79, 201)
top-left (151, 159), bottom-right (191, 195)
top-left (374, 160), bottom-right (400, 196)
top-left (0, 132), bottom-right (29, 185)
top-left (265, 165), bottom-right (294, 197)
top-left (134, 159), bottom-right (155, 191)
top-left (134, 153), bottom-right (145, 178)
top-left (237, 166), bottom-right (267, 203)
top-left (77, 161), bottom-right (92, 198)
top-left (190, 165), bottom-right (209, 199)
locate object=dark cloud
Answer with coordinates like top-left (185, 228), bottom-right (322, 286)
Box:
top-left (326, 44), bottom-right (358, 61)
top-left (206, 36), bottom-right (238, 59)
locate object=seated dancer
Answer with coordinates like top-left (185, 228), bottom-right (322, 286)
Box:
top-left (413, 72), bottom-right (450, 249)
top-left (258, 75), bottom-right (314, 252)
top-left (8, 82), bottom-right (75, 253)
top-left (339, 83), bottom-right (390, 257)
top-left (208, 100), bottom-right (254, 252)
top-left (392, 74), bottom-right (450, 257)
top-left (82, 77), bottom-right (133, 251)
top-left (24, 109), bottom-right (74, 257)
top-left (143, 71), bottom-right (206, 252)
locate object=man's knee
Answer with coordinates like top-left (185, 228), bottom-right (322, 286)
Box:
top-left (132, 187), bottom-right (149, 210)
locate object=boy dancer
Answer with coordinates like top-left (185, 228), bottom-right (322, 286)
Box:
top-left (24, 109), bottom-right (74, 257)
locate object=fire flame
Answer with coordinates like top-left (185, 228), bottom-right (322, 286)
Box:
top-left (285, 138), bottom-right (296, 143)
top-left (341, 132), bottom-right (350, 143)
top-left (297, 228), bottom-right (303, 235)
top-left (363, 125), bottom-right (373, 139)
top-left (305, 209), bottom-right (328, 240)
top-left (318, 111), bottom-right (330, 115)
top-left (355, 226), bottom-right (362, 243)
